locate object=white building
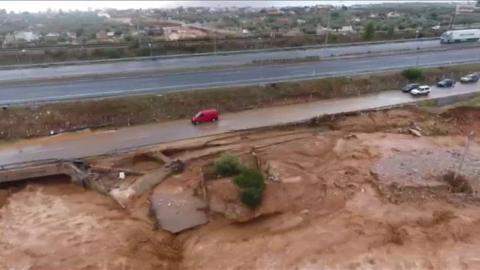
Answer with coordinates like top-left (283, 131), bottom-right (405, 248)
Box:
top-left (339, 25), bottom-right (354, 33)
top-left (97, 11), bottom-right (111, 19)
top-left (387, 11), bottom-right (401, 18)
top-left (3, 31), bottom-right (39, 45)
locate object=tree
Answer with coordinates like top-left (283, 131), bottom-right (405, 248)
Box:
top-left (387, 25), bottom-right (395, 36)
top-left (75, 28), bottom-right (84, 38)
top-left (363, 22), bottom-right (375, 40)
top-left (232, 168), bottom-right (266, 209)
top-left (214, 154), bottom-right (243, 177)
top-left (401, 68), bottom-right (424, 82)
top-left (477, 0), bottom-right (480, 7)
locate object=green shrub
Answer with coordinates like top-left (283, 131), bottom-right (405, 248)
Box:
top-left (214, 154), bottom-right (243, 177)
top-left (402, 68), bottom-right (424, 82)
top-left (240, 187), bottom-right (264, 209)
top-left (233, 168), bottom-right (265, 190)
top-left (232, 168), bottom-right (266, 209)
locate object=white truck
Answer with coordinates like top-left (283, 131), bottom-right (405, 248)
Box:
top-left (440, 29), bottom-right (480, 44)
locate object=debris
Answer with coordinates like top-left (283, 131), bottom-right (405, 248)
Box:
top-left (150, 192), bottom-right (208, 234)
top-left (344, 133), bottom-right (358, 139)
top-left (408, 128), bottom-right (422, 137)
top-left (118, 172), bottom-right (126, 179)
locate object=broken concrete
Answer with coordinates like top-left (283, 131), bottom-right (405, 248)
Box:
top-left (150, 191), bottom-right (208, 234)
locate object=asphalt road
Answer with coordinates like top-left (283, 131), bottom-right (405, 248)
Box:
top-left (2, 46), bottom-right (480, 105)
top-left (0, 39), bottom-right (445, 82)
top-left (0, 82), bottom-right (479, 167)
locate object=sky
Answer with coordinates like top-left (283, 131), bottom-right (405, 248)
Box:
top-left (0, 1), bottom-right (473, 12)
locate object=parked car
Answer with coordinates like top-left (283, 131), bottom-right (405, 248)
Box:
top-left (460, 73), bottom-right (480, 83)
top-left (410, 85), bottom-right (431, 96)
top-left (436, 78), bottom-right (455, 88)
top-left (401, 83), bottom-right (420, 93)
top-left (191, 109), bottom-right (219, 125)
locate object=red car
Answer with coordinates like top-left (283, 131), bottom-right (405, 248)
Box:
top-left (191, 109), bottom-right (219, 125)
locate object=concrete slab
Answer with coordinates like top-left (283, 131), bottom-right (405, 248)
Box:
top-left (150, 191), bottom-right (208, 234)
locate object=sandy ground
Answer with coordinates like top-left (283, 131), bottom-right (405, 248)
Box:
top-left (3, 107), bottom-right (480, 269)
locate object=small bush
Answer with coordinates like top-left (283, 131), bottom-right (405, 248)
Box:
top-left (214, 154), bottom-right (243, 177)
top-left (233, 168), bottom-right (265, 190)
top-left (233, 168), bottom-right (266, 209)
top-left (240, 187), bottom-right (264, 209)
top-left (402, 68), bottom-right (424, 82)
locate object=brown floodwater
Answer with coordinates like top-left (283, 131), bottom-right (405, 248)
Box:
top-left (0, 176), bottom-right (178, 270)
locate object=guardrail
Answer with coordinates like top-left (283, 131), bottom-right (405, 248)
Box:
top-left (0, 37), bottom-right (440, 70)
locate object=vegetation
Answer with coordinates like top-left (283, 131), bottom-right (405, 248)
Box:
top-left (363, 22), bottom-right (375, 41)
top-left (233, 168), bottom-right (266, 209)
top-left (3, 63), bottom-right (480, 141)
top-left (233, 168), bottom-right (265, 190)
top-left (402, 68), bottom-right (424, 81)
top-left (214, 154), bottom-right (243, 177)
top-left (213, 153), bottom-right (265, 209)
top-left (240, 188), bottom-right (264, 209)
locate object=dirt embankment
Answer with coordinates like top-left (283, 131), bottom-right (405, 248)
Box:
top-left (4, 106), bottom-right (480, 269)
top-left (2, 63), bottom-right (480, 141)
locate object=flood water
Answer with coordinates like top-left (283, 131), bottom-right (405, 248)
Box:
top-left (0, 176), bottom-right (177, 270)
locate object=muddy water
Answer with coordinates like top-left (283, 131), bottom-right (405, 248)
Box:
top-left (0, 177), bottom-right (177, 270)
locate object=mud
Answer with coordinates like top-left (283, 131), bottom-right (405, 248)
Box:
top-left (4, 107), bottom-right (480, 269)
top-left (0, 176), bottom-right (179, 270)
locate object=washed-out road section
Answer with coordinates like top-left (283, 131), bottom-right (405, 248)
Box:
top-left (0, 82), bottom-right (479, 167)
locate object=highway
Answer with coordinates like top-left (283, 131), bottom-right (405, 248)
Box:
top-left (0, 81), bottom-right (479, 167)
top-left (0, 39), bottom-right (446, 82)
top-left (2, 46), bottom-right (480, 105)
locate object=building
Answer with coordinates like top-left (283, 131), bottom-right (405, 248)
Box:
top-left (338, 25), bottom-right (355, 33)
top-left (316, 25), bottom-right (331, 35)
top-left (45, 32), bottom-right (60, 42)
top-left (96, 31), bottom-right (108, 40)
top-left (162, 26), bottom-right (208, 41)
top-left (387, 11), bottom-right (401, 18)
top-left (97, 11), bottom-right (111, 19)
top-left (456, 4), bottom-right (477, 15)
top-left (110, 17), bottom-right (132, 26)
top-left (3, 31), bottom-right (39, 46)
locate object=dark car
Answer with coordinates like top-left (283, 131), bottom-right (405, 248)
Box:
top-left (436, 78), bottom-right (455, 88)
top-left (401, 83), bottom-right (420, 93)
top-left (460, 73), bottom-right (480, 83)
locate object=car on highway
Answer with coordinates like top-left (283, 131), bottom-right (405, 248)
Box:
top-left (401, 83), bottom-right (420, 93)
top-left (460, 73), bottom-right (480, 83)
top-left (410, 85), bottom-right (431, 96)
top-left (436, 78), bottom-right (455, 88)
top-left (191, 109), bottom-right (219, 125)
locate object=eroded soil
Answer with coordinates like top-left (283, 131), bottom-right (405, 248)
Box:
top-left (3, 107), bottom-right (480, 269)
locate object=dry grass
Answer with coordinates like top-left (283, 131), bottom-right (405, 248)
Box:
top-left (2, 63), bottom-right (480, 141)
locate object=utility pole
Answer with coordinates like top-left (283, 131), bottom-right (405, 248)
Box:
top-left (324, 11), bottom-right (331, 45)
top-left (136, 10), bottom-right (142, 49)
top-left (213, 32), bottom-right (217, 54)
